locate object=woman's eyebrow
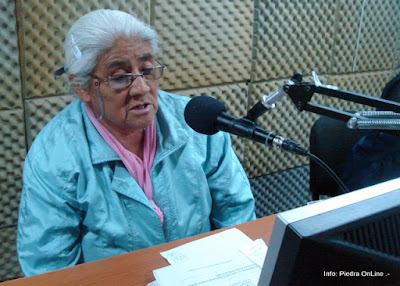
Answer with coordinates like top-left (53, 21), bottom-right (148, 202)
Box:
top-left (106, 54), bottom-right (154, 70)
top-left (138, 53), bottom-right (154, 62)
top-left (106, 60), bottom-right (130, 70)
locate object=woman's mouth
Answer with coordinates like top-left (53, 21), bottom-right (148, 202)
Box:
top-left (133, 104), bottom-right (149, 110)
top-left (129, 103), bottom-right (151, 114)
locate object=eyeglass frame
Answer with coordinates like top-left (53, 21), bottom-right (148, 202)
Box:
top-left (90, 58), bottom-right (166, 90)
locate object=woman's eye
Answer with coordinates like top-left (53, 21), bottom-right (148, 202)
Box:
top-left (111, 74), bottom-right (129, 83)
top-left (142, 68), bottom-right (153, 75)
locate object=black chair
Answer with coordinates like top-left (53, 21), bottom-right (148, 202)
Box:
top-left (309, 116), bottom-right (371, 200)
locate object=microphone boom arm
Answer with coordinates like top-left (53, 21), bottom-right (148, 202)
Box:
top-left (285, 73), bottom-right (400, 114)
top-left (282, 72), bottom-right (400, 131)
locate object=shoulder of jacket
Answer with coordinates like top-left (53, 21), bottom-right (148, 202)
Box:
top-left (158, 90), bottom-right (190, 107)
top-left (27, 100), bottom-right (87, 158)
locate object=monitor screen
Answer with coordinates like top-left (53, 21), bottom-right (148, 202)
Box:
top-left (257, 178), bottom-right (400, 286)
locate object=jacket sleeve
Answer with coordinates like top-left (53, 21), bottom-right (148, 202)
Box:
top-left (205, 133), bottom-right (256, 229)
top-left (17, 152), bottom-right (83, 276)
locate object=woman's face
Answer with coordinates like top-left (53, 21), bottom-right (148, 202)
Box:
top-left (80, 38), bottom-right (159, 136)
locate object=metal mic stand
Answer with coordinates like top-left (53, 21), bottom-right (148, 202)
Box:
top-left (249, 71), bottom-right (400, 133)
top-left (246, 71), bottom-right (400, 197)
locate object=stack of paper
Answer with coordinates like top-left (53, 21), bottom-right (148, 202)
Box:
top-left (150, 228), bottom-right (268, 286)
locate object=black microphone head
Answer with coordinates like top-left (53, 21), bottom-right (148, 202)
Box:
top-left (184, 95), bottom-right (226, 135)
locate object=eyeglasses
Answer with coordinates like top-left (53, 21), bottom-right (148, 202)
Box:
top-left (91, 59), bottom-right (166, 90)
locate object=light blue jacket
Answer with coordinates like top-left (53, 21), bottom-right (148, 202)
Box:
top-left (17, 90), bottom-right (256, 276)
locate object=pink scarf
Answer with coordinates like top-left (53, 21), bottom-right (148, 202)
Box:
top-left (84, 103), bottom-right (164, 225)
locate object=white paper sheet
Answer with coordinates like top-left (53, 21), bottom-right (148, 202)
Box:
top-left (160, 228), bottom-right (253, 265)
top-left (239, 238), bottom-right (268, 268)
top-left (153, 251), bottom-right (261, 286)
top-left (154, 228), bottom-right (267, 286)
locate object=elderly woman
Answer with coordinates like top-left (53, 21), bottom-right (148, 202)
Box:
top-left (17, 9), bottom-right (255, 276)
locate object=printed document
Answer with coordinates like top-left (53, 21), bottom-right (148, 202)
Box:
top-left (154, 251), bottom-right (260, 286)
top-left (151, 228), bottom-right (268, 286)
top-left (160, 228), bottom-right (253, 265)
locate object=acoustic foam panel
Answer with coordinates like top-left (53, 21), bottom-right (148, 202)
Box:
top-left (0, 0), bottom-right (22, 110)
top-left (153, 0), bottom-right (254, 90)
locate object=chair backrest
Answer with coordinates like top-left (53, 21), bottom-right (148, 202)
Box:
top-left (309, 116), bottom-right (370, 198)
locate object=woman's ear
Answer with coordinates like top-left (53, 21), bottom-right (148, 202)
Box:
top-left (68, 74), bottom-right (92, 103)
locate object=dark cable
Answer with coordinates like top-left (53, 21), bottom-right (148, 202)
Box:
top-left (306, 151), bottom-right (350, 195)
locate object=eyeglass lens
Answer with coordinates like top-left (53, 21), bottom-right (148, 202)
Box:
top-left (108, 66), bottom-right (164, 90)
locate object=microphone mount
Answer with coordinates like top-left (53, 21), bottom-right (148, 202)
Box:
top-left (248, 71), bottom-right (400, 132)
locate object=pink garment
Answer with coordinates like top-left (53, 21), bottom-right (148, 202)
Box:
top-left (84, 103), bottom-right (164, 225)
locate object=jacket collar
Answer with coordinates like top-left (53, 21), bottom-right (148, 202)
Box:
top-left (81, 102), bottom-right (120, 164)
top-left (153, 90), bottom-right (189, 166)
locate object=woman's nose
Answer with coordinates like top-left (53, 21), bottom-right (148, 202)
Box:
top-left (129, 75), bottom-right (151, 96)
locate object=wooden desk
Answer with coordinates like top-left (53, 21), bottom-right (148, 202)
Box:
top-left (2, 215), bottom-right (276, 286)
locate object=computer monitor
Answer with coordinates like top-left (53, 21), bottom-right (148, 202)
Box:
top-left (257, 178), bottom-right (400, 286)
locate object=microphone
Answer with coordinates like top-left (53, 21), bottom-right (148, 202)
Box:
top-left (184, 95), bottom-right (308, 156)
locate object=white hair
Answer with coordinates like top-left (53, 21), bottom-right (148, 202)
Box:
top-left (64, 9), bottom-right (159, 88)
